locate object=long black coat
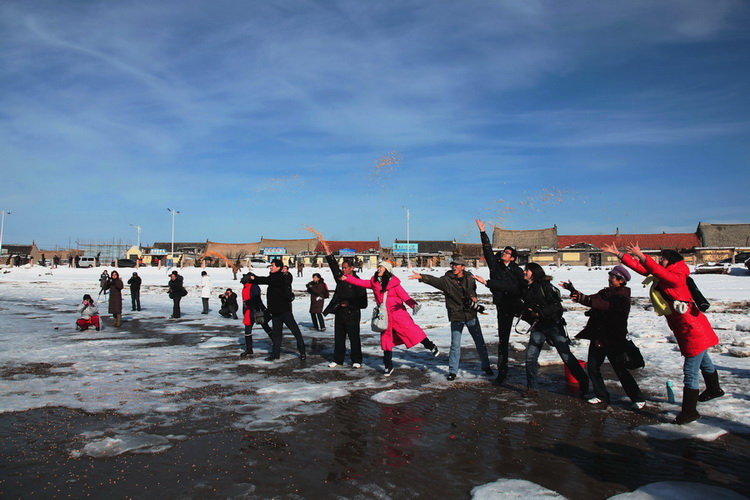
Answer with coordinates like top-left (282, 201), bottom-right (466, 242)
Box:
top-left (252, 271), bottom-right (293, 315)
top-left (480, 230), bottom-right (524, 314)
top-left (576, 285), bottom-right (631, 351)
top-left (323, 255), bottom-right (367, 315)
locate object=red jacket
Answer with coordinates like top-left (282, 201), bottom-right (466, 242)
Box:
top-left (622, 254), bottom-right (718, 357)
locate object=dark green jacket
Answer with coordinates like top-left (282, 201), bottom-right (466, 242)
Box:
top-left (419, 270), bottom-right (478, 322)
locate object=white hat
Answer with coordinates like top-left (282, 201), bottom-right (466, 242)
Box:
top-left (378, 261), bottom-right (393, 273)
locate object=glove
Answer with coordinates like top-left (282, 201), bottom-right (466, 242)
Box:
top-left (316, 296), bottom-right (323, 301)
top-left (412, 302), bottom-right (421, 315)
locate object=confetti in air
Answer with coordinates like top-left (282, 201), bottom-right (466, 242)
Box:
top-left (481, 186), bottom-right (575, 228)
top-left (370, 151), bottom-right (401, 187)
top-left (303, 226), bottom-right (330, 254)
top-left (255, 174), bottom-right (307, 193)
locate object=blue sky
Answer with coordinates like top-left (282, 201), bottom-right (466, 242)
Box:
top-left (2, 1), bottom-right (749, 249)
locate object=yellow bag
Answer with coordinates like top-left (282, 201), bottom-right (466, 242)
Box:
top-left (642, 275), bottom-right (672, 316)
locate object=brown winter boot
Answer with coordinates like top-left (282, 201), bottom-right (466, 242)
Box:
top-left (114, 314), bottom-right (122, 327)
top-left (698, 370), bottom-right (725, 402)
top-left (674, 388), bottom-right (700, 425)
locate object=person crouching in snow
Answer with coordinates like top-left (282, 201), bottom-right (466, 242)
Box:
top-left (409, 258), bottom-right (492, 381)
top-left (562, 265), bottom-right (646, 410)
top-left (76, 294), bottom-right (101, 331)
top-left (341, 261), bottom-right (440, 376)
top-left (603, 243), bottom-right (723, 425)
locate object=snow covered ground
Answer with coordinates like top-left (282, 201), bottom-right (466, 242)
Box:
top-left (1, 262), bottom-right (749, 498)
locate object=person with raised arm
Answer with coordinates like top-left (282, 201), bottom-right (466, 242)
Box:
top-left (409, 258), bottom-right (492, 381)
top-left (602, 242), bottom-right (722, 424)
top-left (475, 219), bottom-right (524, 384)
top-left (341, 261), bottom-right (439, 376)
top-left (322, 241), bottom-right (368, 368)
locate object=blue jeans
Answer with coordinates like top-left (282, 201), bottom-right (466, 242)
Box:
top-left (526, 323), bottom-right (588, 391)
top-left (448, 318), bottom-right (491, 375)
top-left (683, 349), bottom-right (715, 389)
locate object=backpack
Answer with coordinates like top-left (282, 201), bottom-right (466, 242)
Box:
top-left (686, 276), bottom-right (709, 312)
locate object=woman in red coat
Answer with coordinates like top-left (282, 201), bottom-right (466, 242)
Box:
top-left (341, 261), bottom-right (440, 376)
top-left (603, 243), bottom-right (723, 424)
top-left (240, 273), bottom-right (272, 357)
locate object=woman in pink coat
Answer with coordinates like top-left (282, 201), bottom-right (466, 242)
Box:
top-left (603, 243), bottom-right (723, 425)
top-left (342, 261), bottom-right (440, 376)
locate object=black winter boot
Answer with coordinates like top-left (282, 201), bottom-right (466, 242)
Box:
top-left (698, 370), bottom-right (725, 402)
top-left (674, 388), bottom-right (701, 425)
top-left (240, 335), bottom-right (253, 357)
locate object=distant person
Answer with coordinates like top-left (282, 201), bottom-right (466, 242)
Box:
top-left (168, 270), bottom-right (185, 318)
top-left (102, 270), bottom-right (124, 327)
top-left (52, 255), bottom-right (60, 269)
top-left (562, 265), bottom-right (646, 410)
top-left (199, 270), bottom-right (211, 314)
top-left (219, 288), bottom-right (239, 319)
top-left (240, 272), bottom-right (273, 357)
top-left (296, 260), bottom-right (304, 277)
top-left (248, 259), bottom-right (306, 361)
top-left (74, 255), bottom-right (80, 268)
top-left (128, 272), bottom-right (142, 311)
top-left (40, 253), bottom-right (46, 267)
top-left (76, 294), bottom-right (100, 331)
top-left (95, 252), bottom-right (101, 267)
top-left (341, 261), bottom-right (440, 376)
top-left (603, 243), bottom-right (723, 424)
top-left (410, 258), bottom-right (493, 381)
top-left (15, 254), bottom-right (21, 267)
top-left (306, 273), bottom-right (329, 331)
top-left (99, 270), bottom-right (110, 296)
top-left (475, 218), bottom-right (524, 384)
top-left (323, 251), bottom-right (368, 369)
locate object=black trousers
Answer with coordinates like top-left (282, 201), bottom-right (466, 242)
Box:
top-left (587, 341), bottom-right (645, 404)
top-left (131, 290), bottom-right (141, 311)
top-left (270, 311), bottom-right (306, 358)
top-left (496, 309), bottom-right (515, 376)
top-left (172, 296), bottom-right (181, 318)
top-left (311, 313), bottom-right (325, 330)
top-left (333, 308), bottom-right (362, 364)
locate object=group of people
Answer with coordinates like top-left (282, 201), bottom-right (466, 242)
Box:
top-left (74, 220), bottom-right (725, 425)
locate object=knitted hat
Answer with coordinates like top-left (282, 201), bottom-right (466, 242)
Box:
top-left (378, 261), bottom-right (393, 273)
top-left (609, 265), bottom-right (631, 282)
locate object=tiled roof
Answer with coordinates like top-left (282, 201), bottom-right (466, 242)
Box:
top-left (558, 233), bottom-right (701, 251)
top-left (315, 240), bottom-right (380, 253)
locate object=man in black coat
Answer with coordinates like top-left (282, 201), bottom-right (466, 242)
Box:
top-left (250, 259), bottom-right (306, 361)
top-left (324, 254), bottom-right (368, 368)
top-left (167, 270), bottom-right (184, 318)
top-left (476, 219), bottom-right (525, 384)
top-left (128, 272), bottom-right (142, 311)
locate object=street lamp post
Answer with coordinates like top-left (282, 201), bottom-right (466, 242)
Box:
top-left (167, 208), bottom-right (179, 256)
top-left (0, 210), bottom-right (11, 260)
top-left (130, 224), bottom-right (142, 248)
top-left (402, 206), bottom-right (410, 268)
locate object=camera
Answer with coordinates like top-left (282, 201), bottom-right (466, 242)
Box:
top-left (464, 297), bottom-right (485, 314)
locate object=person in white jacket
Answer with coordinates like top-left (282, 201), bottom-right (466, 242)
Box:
top-left (76, 294), bottom-right (101, 331)
top-left (199, 271), bottom-right (212, 314)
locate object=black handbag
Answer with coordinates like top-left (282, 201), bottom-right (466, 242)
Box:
top-left (617, 339), bottom-right (645, 370)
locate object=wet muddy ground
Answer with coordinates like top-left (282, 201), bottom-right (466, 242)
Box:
top-left (2, 363), bottom-right (749, 499)
top-left (1, 291), bottom-right (749, 499)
